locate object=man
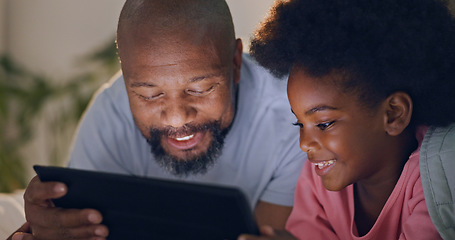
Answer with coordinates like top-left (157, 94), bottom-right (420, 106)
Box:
top-left (10, 0), bottom-right (305, 239)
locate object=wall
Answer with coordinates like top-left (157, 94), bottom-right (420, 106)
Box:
top-left (227, 0), bottom-right (276, 49)
top-left (0, 0), bottom-right (6, 54)
top-left (5, 0), bottom-right (275, 80)
top-left (6, 0), bottom-right (125, 79)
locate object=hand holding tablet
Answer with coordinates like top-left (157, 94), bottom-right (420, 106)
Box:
top-left (34, 165), bottom-right (259, 240)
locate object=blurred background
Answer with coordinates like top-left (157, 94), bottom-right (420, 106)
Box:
top-left (0, 0), bottom-right (276, 192)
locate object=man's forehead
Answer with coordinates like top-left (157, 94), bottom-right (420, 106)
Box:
top-left (120, 28), bottom-right (222, 57)
top-left (124, 58), bottom-right (229, 84)
top-left (124, 49), bottom-right (227, 70)
top-left (121, 38), bottom-right (227, 69)
top-left (123, 25), bottom-right (220, 49)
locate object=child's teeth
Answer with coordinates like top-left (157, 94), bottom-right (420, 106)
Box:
top-left (175, 134), bottom-right (194, 141)
top-left (315, 160), bottom-right (336, 169)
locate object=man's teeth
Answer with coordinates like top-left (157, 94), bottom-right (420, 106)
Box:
top-left (175, 134), bottom-right (194, 141)
top-left (315, 160), bottom-right (335, 169)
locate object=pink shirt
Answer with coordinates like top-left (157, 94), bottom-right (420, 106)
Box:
top-left (286, 127), bottom-right (442, 239)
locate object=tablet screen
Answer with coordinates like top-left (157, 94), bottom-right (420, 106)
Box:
top-left (34, 165), bottom-right (259, 240)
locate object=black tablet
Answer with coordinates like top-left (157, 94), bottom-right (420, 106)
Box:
top-left (34, 165), bottom-right (259, 240)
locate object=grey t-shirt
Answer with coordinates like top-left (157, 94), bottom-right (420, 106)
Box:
top-left (68, 54), bottom-right (306, 209)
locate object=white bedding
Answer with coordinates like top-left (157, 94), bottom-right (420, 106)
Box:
top-left (0, 190), bottom-right (25, 239)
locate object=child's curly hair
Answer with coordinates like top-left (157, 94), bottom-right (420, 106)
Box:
top-left (250, 0), bottom-right (455, 127)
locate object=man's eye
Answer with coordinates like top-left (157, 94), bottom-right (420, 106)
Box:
top-left (137, 92), bottom-right (164, 101)
top-left (292, 122), bottom-right (303, 128)
top-left (316, 121), bottom-right (334, 130)
top-left (186, 85), bottom-right (216, 96)
top-left (186, 89), bottom-right (205, 95)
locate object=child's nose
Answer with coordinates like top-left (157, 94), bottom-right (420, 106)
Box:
top-left (299, 131), bottom-right (317, 154)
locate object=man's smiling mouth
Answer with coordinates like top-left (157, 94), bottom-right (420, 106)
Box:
top-left (175, 134), bottom-right (194, 141)
top-left (166, 132), bottom-right (205, 151)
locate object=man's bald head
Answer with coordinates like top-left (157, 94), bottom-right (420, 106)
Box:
top-left (117, 0), bottom-right (236, 55)
top-left (115, 1), bottom-right (243, 176)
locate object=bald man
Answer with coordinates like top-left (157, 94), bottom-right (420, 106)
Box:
top-left (9, 1), bottom-right (305, 239)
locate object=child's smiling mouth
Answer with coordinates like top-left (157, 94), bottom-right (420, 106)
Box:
top-left (314, 160), bottom-right (336, 169)
top-left (310, 159), bottom-right (337, 177)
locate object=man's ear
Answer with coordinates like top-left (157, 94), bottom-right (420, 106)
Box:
top-left (233, 38), bottom-right (243, 84)
top-left (383, 91), bottom-right (413, 136)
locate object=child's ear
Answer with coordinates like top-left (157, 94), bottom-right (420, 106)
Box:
top-left (383, 92), bottom-right (413, 136)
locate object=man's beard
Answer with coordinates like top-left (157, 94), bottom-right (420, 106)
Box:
top-left (146, 121), bottom-right (230, 177)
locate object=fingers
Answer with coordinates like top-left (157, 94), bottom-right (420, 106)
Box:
top-left (259, 225), bottom-right (276, 236)
top-left (7, 222), bottom-right (31, 240)
top-left (17, 222), bottom-right (31, 232)
top-left (238, 226), bottom-right (276, 240)
top-left (28, 207), bottom-right (103, 228)
top-left (24, 176), bottom-right (67, 207)
top-left (238, 226), bottom-right (298, 240)
top-left (12, 232), bottom-right (108, 240)
top-left (238, 234), bottom-right (271, 240)
top-left (11, 232), bottom-right (32, 240)
top-left (27, 207), bottom-right (108, 239)
top-left (31, 223), bottom-right (109, 240)
top-left (23, 175), bottom-right (109, 240)
top-left (267, 229), bottom-right (298, 240)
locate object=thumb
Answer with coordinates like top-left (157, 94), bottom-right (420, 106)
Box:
top-left (7, 222), bottom-right (33, 240)
top-left (11, 233), bottom-right (31, 240)
top-left (259, 225), bottom-right (276, 236)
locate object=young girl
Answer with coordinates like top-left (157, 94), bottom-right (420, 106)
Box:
top-left (240, 0), bottom-right (455, 239)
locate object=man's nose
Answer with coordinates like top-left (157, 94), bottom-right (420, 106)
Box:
top-left (160, 101), bottom-right (197, 128)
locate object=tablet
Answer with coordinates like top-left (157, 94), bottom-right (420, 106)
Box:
top-left (34, 165), bottom-right (259, 240)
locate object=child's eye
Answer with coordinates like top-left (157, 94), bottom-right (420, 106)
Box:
top-left (316, 121), bottom-right (334, 130)
top-left (292, 122), bottom-right (303, 128)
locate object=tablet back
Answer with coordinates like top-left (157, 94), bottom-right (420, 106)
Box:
top-left (34, 165), bottom-right (259, 240)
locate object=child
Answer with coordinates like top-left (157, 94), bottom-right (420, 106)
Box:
top-left (240, 0), bottom-right (455, 239)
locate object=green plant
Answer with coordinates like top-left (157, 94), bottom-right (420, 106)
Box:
top-left (0, 39), bottom-right (119, 192)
